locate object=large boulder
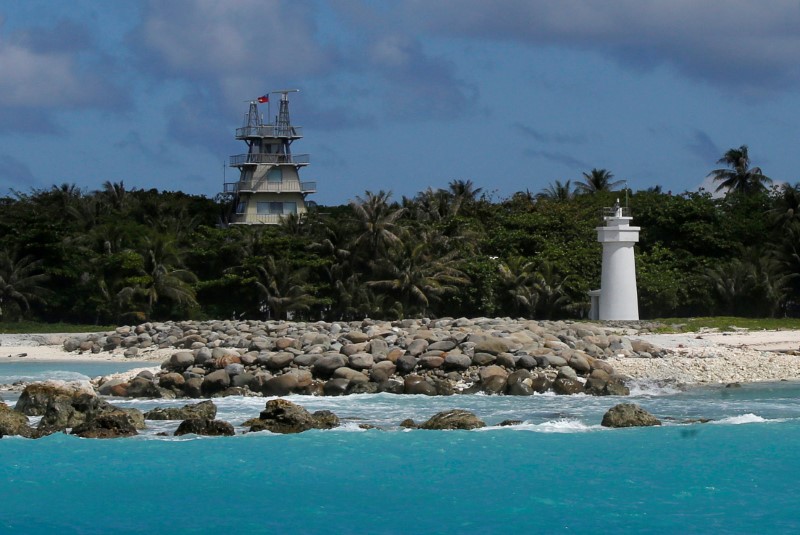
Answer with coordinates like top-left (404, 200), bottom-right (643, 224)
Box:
top-left (168, 351), bottom-right (195, 370)
top-left (70, 411), bottom-right (139, 439)
top-left (370, 361), bottom-right (396, 383)
top-left (201, 370), bottom-right (231, 396)
top-left (125, 377), bottom-right (164, 398)
top-left (15, 382), bottom-right (95, 416)
top-left (471, 336), bottom-right (516, 355)
top-left (444, 353), bottom-right (472, 371)
top-left (395, 354), bottom-right (418, 375)
top-left (420, 409), bottom-right (485, 430)
top-left (601, 403), bottom-right (661, 428)
top-left (312, 355), bottom-right (348, 379)
top-left (403, 375), bottom-right (437, 396)
top-left (144, 400), bottom-right (217, 421)
top-left (0, 402), bottom-right (32, 438)
top-left (174, 418), bottom-right (235, 437)
top-left (15, 382), bottom-right (105, 432)
top-left (552, 377), bottom-right (585, 395)
top-left (249, 399), bottom-right (338, 434)
top-left (262, 374), bottom-right (299, 396)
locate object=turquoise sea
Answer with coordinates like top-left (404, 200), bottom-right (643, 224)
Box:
top-left (2, 362), bottom-right (800, 534)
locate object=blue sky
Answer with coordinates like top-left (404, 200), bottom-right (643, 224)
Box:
top-left (1, 0), bottom-right (799, 205)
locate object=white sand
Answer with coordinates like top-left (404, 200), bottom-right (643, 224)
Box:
top-left (610, 330), bottom-right (800, 385)
top-left (0, 334), bottom-right (171, 363)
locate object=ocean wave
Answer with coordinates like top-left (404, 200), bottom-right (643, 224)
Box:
top-left (711, 413), bottom-right (784, 425)
top-left (479, 418), bottom-right (598, 433)
top-left (328, 421), bottom-right (369, 432)
top-left (627, 380), bottom-right (683, 397)
top-left (0, 371), bottom-right (91, 384)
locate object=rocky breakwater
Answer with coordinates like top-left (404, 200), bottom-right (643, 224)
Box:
top-left (66, 318), bottom-right (648, 399)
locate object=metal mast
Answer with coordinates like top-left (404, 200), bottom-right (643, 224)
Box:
top-left (273, 89), bottom-right (299, 137)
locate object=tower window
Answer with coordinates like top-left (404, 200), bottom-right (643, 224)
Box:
top-left (267, 167), bottom-right (283, 182)
top-left (256, 201), bottom-right (298, 215)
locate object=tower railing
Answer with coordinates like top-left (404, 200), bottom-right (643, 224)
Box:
top-left (236, 125), bottom-right (303, 139)
top-left (601, 206), bottom-right (632, 220)
top-left (229, 153), bottom-right (310, 166)
top-left (224, 180), bottom-right (317, 194)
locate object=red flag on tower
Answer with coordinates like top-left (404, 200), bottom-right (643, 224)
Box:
top-left (257, 95), bottom-right (269, 103)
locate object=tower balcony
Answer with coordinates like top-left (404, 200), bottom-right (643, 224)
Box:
top-left (236, 125), bottom-right (303, 139)
top-left (229, 153), bottom-right (310, 166)
top-left (224, 180), bottom-right (317, 194)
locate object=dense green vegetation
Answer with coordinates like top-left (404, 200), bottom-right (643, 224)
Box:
top-left (1, 146), bottom-right (798, 325)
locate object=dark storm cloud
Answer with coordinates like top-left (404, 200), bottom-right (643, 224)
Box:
top-left (686, 129), bottom-right (721, 164)
top-left (397, 0), bottom-right (800, 95)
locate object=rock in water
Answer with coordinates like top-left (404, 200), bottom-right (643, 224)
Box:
top-left (174, 418), bottom-right (235, 437)
top-left (601, 403), bottom-right (661, 428)
top-left (144, 400), bottom-right (217, 421)
top-left (70, 411), bottom-right (139, 439)
top-left (252, 400), bottom-right (340, 433)
top-left (420, 409), bottom-right (486, 430)
top-left (0, 402), bottom-right (32, 438)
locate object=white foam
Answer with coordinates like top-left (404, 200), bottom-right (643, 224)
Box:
top-left (712, 413), bottom-right (771, 425)
top-left (627, 380), bottom-right (682, 397)
top-left (479, 418), bottom-right (598, 433)
top-left (329, 421), bottom-right (368, 432)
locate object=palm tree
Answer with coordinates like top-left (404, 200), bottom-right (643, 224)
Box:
top-left (496, 256), bottom-right (539, 317)
top-left (708, 145), bottom-right (772, 195)
top-left (575, 169), bottom-right (624, 194)
top-left (448, 179), bottom-right (483, 215)
top-left (0, 249), bottom-right (49, 321)
top-left (369, 235), bottom-right (469, 317)
top-left (255, 256), bottom-right (317, 320)
top-left (99, 180), bottom-right (136, 215)
top-left (408, 187), bottom-right (454, 222)
top-left (537, 180), bottom-right (574, 202)
top-left (768, 182), bottom-right (800, 230)
top-left (532, 261), bottom-right (571, 319)
top-left (135, 235), bottom-right (198, 318)
top-left (350, 190), bottom-right (406, 258)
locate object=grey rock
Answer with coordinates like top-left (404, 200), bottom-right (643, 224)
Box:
top-left (601, 403), bottom-right (661, 428)
top-left (395, 354), bottom-right (418, 374)
top-left (175, 418), bottom-right (235, 436)
top-left (201, 370), bottom-right (231, 396)
top-left (420, 409), bottom-right (485, 430)
top-left (444, 353), bottom-right (472, 371)
top-left (348, 353), bottom-right (375, 370)
top-left (313, 354), bottom-right (348, 378)
top-left (323, 378), bottom-right (351, 396)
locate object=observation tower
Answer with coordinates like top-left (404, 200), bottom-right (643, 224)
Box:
top-left (588, 201), bottom-right (640, 321)
top-left (223, 90), bottom-right (316, 224)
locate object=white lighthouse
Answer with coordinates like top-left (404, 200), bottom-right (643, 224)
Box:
top-left (588, 201), bottom-right (640, 321)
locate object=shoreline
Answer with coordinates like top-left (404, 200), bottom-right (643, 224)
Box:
top-left (3, 327), bottom-right (800, 387)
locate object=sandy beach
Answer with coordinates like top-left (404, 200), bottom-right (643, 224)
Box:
top-left (3, 328), bottom-right (800, 386)
top-left (610, 330), bottom-right (800, 385)
top-left (0, 334), bottom-right (171, 363)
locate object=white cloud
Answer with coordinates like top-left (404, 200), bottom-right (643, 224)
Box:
top-left (0, 42), bottom-right (85, 106)
top-left (132, 0), bottom-right (333, 81)
top-left (396, 0), bottom-right (800, 94)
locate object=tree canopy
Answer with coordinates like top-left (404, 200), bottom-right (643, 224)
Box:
top-left (1, 146), bottom-right (796, 323)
